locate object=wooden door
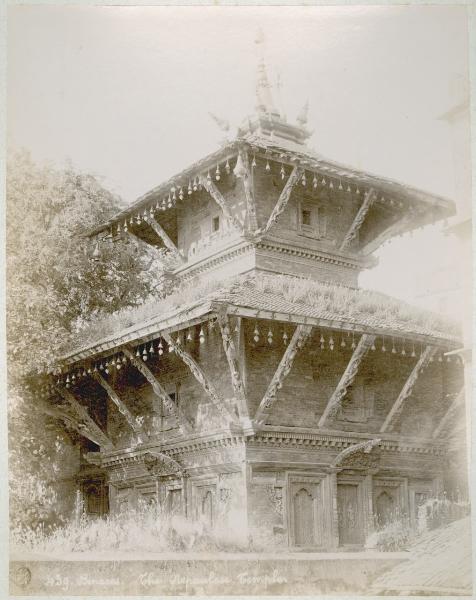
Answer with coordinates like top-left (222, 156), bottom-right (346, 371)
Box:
top-left (167, 488), bottom-right (182, 515)
top-left (202, 490), bottom-right (213, 527)
top-left (337, 484), bottom-right (364, 546)
top-left (290, 482), bottom-right (320, 547)
top-left (376, 490), bottom-right (395, 527)
top-left (293, 487), bottom-right (315, 546)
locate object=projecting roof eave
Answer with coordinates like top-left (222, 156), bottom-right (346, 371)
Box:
top-left (59, 294), bottom-right (461, 368)
top-left (84, 134), bottom-right (455, 239)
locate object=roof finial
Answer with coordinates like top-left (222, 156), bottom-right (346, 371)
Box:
top-left (296, 100), bottom-right (310, 127)
top-left (255, 28), bottom-right (277, 116)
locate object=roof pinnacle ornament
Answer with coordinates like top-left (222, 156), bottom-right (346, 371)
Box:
top-left (296, 100), bottom-right (309, 127)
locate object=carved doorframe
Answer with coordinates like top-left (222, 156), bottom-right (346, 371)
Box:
top-left (408, 478), bottom-right (435, 528)
top-left (286, 472), bottom-right (329, 549)
top-left (191, 476), bottom-right (218, 526)
top-left (372, 476), bottom-right (408, 529)
top-left (336, 472), bottom-right (370, 548)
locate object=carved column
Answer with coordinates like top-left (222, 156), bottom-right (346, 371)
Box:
top-left (216, 311), bottom-right (252, 431)
top-left (327, 468), bottom-right (340, 550)
top-left (239, 148), bottom-right (259, 234)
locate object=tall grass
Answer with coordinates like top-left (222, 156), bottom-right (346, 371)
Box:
top-left (63, 272), bottom-right (458, 356)
top-left (11, 503), bottom-right (251, 557)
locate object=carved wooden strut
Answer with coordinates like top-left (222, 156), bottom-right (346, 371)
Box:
top-left (432, 387), bottom-right (465, 439)
top-left (122, 346), bottom-right (193, 435)
top-left (199, 175), bottom-right (244, 234)
top-left (262, 165), bottom-right (304, 235)
top-left (162, 332), bottom-right (238, 425)
top-left (380, 345), bottom-right (437, 433)
top-left (318, 334), bottom-right (376, 428)
top-left (93, 371), bottom-right (148, 444)
top-left (339, 188), bottom-right (375, 251)
top-left (254, 324), bottom-right (313, 426)
top-left (54, 386), bottom-right (114, 450)
top-left (148, 218), bottom-right (185, 262)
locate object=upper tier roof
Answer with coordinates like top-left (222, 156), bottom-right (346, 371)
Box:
top-left (87, 129), bottom-right (454, 240)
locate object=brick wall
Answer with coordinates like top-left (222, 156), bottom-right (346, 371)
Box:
top-left (243, 322), bottom-right (462, 435)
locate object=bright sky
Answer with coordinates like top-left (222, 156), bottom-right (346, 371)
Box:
top-left (7, 5), bottom-right (470, 310)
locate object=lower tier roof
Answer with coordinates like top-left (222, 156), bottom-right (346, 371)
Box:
top-left (59, 273), bottom-right (460, 367)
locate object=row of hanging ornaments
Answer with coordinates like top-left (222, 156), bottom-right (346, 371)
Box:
top-left (111, 154), bottom-right (410, 236)
top-left (56, 324), bottom-right (456, 388)
top-left (251, 325), bottom-right (456, 362)
top-left (57, 323), bottom-right (217, 386)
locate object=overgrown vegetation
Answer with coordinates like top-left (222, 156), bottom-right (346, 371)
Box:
top-left (11, 503), bottom-right (250, 558)
top-left (64, 272), bottom-right (458, 355)
top-left (365, 495), bottom-right (470, 552)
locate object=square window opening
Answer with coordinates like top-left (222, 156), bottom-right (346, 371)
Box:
top-left (212, 216), bottom-right (220, 232)
top-left (301, 209), bottom-right (312, 227)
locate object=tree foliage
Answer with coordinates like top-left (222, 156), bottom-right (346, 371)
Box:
top-left (7, 149), bottom-right (160, 381)
top-left (7, 150), bottom-right (161, 529)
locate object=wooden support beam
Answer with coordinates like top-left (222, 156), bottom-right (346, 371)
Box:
top-left (360, 213), bottom-right (414, 256)
top-left (340, 188), bottom-right (375, 251)
top-left (148, 218), bottom-right (185, 262)
top-left (262, 165), bottom-right (304, 235)
top-left (331, 438), bottom-right (381, 468)
top-left (432, 388), bottom-right (465, 439)
top-left (318, 334), bottom-right (376, 428)
top-left (239, 148), bottom-right (259, 234)
top-left (54, 386), bottom-right (114, 450)
top-left (216, 311), bottom-right (250, 423)
top-left (380, 345), bottom-right (437, 433)
top-left (162, 332), bottom-right (238, 425)
top-left (122, 347), bottom-right (193, 435)
top-left (199, 175), bottom-right (244, 234)
top-left (93, 372), bottom-right (148, 443)
top-left (254, 324), bottom-right (313, 426)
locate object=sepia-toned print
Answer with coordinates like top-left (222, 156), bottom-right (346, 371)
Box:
top-left (6, 5), bottom-right (472, 597)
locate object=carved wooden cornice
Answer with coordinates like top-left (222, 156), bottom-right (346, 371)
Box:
top-left (261, 165), bottom-right (304, 235)
top-left (255, 241), bottom-right (369, 270)
top-left (254, 324), bottom-right (313, 426)
top-left (318, 333), bottom-right (376, 427)
top-left (93, 371), bottom-right (148, 444)
top-left (380, 345), bottom-right (437, 433)
top-left (161, 332), bottom-right (238, 425)
top-left (54, 386), bottom-right (114, 450)
top-left (340, 188), bottom-right (375, 251)
top-left (122, 346), bottom-right (193, 435)
top-left (199, 175), bottom-right (245, 234)
top-left (432, 387), bottom-right (465, 439)
top-left (247, 430), bottom-right (445, 456)
top-left (215, 310), bottom-right (250, 423)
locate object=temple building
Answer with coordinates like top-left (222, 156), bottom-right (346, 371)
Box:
top-left (44, 47), bottom-right (466, 550)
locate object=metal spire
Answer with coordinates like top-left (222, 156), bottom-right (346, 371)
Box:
top-left (254, 29), bottom-right (278, 116)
